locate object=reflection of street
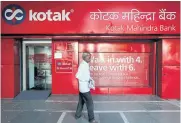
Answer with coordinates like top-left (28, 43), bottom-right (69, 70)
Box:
top-left (1, 95), bottom-right (180, 123)
top-left (29, 54), bottom-right (52, 63)
top-left (27, 46), bottom-right (52, 90)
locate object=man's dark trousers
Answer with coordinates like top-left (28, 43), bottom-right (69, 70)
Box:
top-left (75, 91), bottom-right (94, 122)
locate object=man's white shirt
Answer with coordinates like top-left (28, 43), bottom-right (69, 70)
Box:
top-left (76, 60), bottom-right (91, 93)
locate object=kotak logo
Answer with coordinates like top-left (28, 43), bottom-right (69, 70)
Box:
top-left (29, 9), bottom-right (71, 21)
top-left (2, 4), bottom-right (73, 25)
top-left (2, 4), bottom-right (26, 25)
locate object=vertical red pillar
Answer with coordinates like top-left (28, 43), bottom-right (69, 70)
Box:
top-left (1, 39), bottom-right (15, 98)
top-left (1, 38), bottom-right (20, 98)
top-left (150, 42), bottom-right (157, 95)
top-left (156, 40), bottom-right (163, 97)
top-left (161, 39), bottom-right (180, 99)
top-left (14, 40), bottom-right (21, 97)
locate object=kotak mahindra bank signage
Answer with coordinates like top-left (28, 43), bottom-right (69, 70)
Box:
top-left (1, 2), bottom-right (180, 34)
top-left (2, 4), bottom-right (73, 25)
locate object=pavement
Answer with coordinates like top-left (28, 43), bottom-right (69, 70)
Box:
top-left (1, 95), bottom-right (180, 123)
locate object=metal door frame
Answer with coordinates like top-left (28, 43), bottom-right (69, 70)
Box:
top-left (22, 39), bottom-right (52, 91)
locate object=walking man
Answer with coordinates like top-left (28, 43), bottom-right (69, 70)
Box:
top-left (75, 52), bottom-right (98, 123)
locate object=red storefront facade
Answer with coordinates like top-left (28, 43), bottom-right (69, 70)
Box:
top-left (1, 1), bottom-right (180, 99)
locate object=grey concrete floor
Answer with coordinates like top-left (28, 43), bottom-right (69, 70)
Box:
top-left (1, 95), bottom-right (180, 123)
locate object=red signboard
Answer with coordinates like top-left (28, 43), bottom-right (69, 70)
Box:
top-left (1, 1), bottom-right (180, 34)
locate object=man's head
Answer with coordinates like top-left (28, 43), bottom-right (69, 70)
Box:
top-left (82, 52), bottom-right (91, 63)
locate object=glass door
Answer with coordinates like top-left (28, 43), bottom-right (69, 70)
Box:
top-left (23, 40), bottom-right (52, 91)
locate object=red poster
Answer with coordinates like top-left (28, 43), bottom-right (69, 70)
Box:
top-left (79, 53), bottom-right (149, 87)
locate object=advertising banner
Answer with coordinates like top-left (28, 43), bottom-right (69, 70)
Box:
top-left (79, 53), bottom-right (150, 87)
